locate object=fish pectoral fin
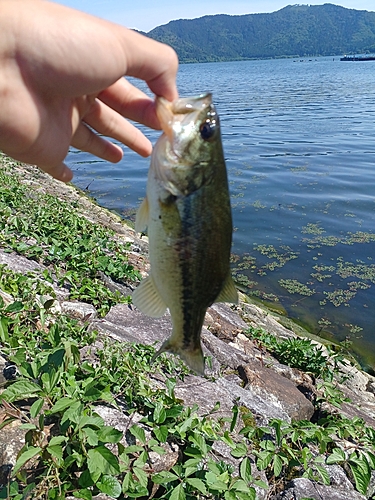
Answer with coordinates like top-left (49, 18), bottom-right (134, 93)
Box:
top-left (135, 196), bottom-right (149, 233)
top-left (214, 273), bottom-right (239, 304)
top-left (132, 275), bottom-right (167, 318)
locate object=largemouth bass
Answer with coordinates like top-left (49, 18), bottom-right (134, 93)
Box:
top-left (133, 93), bottom-right (238, 374)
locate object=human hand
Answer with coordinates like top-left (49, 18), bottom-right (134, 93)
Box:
top-left (0, 0), bottom-right (178, 181)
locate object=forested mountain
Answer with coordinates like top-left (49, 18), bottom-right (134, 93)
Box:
top-left (146, 4), bottom-right (375, 62)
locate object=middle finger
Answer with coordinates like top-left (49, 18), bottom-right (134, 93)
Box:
top-left (83, 98), bottom-right (153, 157)
top-left (97, 78), bottom-right (161, 130)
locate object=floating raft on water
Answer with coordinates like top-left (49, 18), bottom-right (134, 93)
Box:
top-left (340, 55), bottom-right (375, 61)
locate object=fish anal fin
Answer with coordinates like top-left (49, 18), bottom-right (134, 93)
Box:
top-left (215, 273), bottom-right (238, 304)
top-left (152, 337), bottom-right (205, 375)
top-left (135, 197), bottom-right (149, 233)
top-left (132, 275), bottom-right (167, 318)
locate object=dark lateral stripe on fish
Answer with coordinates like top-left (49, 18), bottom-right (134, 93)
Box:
top-left (179, 196), bottom-right (198, 350)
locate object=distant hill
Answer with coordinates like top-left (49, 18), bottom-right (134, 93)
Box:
top-left (146, 4), bottom-right (375, 63)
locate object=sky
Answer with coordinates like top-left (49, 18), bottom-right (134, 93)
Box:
top-left (52, 0), bottom-right (375, 33)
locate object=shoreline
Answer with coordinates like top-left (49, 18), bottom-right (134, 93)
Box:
top-left (9, 156), bottom-right (366, 369)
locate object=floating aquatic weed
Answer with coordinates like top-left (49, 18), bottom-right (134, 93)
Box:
top-left (290, 165), bottom-right (308, 172)
top-left (250, 174), bottom-right (267, 183)
top-left (278, 279), bottom-right (315, 296)
top-left (345, 323), bottom-right (364, 335)
top-left (301, 223), bottom-right (326, 235)
top-left (320, 288), bottom-right (357, 307)
top-left (346, 231), bottom-right (375, 244)
top-left (229, 167), bottom-right (244, 177)
top-left (303, 230), bottom-right (375, 249)
top-left (233, 273), bottom-right (257, 288)
top-left (311, 272), bottom-right (333, 282)
top-left (303, 235), bottom-right (341, 248)
top-left (336, 259), bottom-right (375, 283)
top-left (254, 244), bottom-right (299, 272)
top-left (233, 257), bottom-right (257, 271)
top-left (230, 253), bottom-right (240, 264)
top-left (347, 281), bottom-right (371, 291)
top-left (318, 317), bottom-right (332, 328)
top-left (313, 264), bottom-right (336, 272)
top-left (252, 200), bottom-right (266, 209)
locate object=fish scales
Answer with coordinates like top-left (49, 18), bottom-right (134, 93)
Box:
top-left (133, 93), bottom-right (238, 374)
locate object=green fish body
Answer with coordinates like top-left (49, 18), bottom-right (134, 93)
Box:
top-left (133, 94), bottom-right (238, 374)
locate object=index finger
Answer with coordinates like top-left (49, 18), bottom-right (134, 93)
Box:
top-left (115, 28), bottom-right (179, 101)
top-left (98, 78), bottom-right (161, 130)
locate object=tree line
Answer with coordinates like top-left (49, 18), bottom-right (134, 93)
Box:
top-left (145, 4), bottom-right (375, 63)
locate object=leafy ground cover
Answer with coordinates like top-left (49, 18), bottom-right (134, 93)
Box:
top-left (0, 157), bottom-right (375, 499)
top-left (0, 154), bottom-right (139, 317)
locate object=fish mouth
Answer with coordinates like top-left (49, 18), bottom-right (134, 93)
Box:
top-left (156, 93), bottom-right (213, 142)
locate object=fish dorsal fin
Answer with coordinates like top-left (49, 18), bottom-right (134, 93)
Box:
top-left (214, 273), bottom-right (238, 304)
top-left (135, 197), bottom-right (149, 234)
top-left (132, 275), bottom-right (167, 318)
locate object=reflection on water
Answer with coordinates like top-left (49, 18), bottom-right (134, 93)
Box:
top-left (66, 56), bottom-right (375, 369)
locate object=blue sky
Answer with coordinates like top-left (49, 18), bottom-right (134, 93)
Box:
top-left (52, 1), bottom-right (375, 33)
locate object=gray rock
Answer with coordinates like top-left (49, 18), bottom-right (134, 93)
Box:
top-left (206, 302), bottom-right (249, 339)
top-left (0, 290), bottom-right (13, 307)
top-left (61, 301), bottom-right (97, 321)
top-left (240, 302), bottom-right (296, 341)
top-left (0, 249), bottom-right (69, 300)
top-left (239, 362), bottom-right (314, 422)
top-left (0, 420), bottom-right (25, 486)
top-left (90, 303), bottom-right (172, 346)
top-left (276, 477), bottom-right (367, 500)
top-left (91, 303), bottom-right (313, 424)
top-left (201, 329), bottom-right (255, 370)
top-left (218, 376), bottom-right (294, 425)
top-left (325, 464), bottom-right (356, 491)
top-left (367, 471), bottom-right (375, 499)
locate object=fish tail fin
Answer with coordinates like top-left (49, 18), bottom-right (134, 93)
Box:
top-left (152, 337), bottom-right (205, 376)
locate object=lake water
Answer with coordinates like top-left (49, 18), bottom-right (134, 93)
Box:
top-left (66, 57), bottom-right (375, 370)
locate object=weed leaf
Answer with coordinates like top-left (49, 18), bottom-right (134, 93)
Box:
top-left (185, 477), bottom-right (208, 494)
top-left (170, 483), bottom-right (186, 500)
top-left (326, 448), bottom-right (346, 464)
top-left (97, 475), bottom-right (122, 498)
top-left (129, 424), bottom-right (146, 444)
top-left (240, 457), bottom-right (252, 483)
top-left (12, 446), bottom-right (42, 476)
top-left (87, 446), bottom-right (120, 481)
top-left (1, 380), bottom-right (41, 402)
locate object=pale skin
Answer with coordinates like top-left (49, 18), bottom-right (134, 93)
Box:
top-left (0, 0), bottom-right (179, 182)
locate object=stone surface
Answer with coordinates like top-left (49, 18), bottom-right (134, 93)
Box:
top-left (240, 362), bottom-right (315, 422)
top-left (91, 303), bottom-right (314, 424)
top-left (61, 301), bottom-right (97, 321)
top-left (325, 464), bottom-right (356, 491)
top-left (276, 477), bottom-right (367, 500)
top-left (0, 249), bottom-right (69, 300)
top-left (239, 302), bottom-right (296, 341)
top-left (0, 418), bottom-right (25, 487)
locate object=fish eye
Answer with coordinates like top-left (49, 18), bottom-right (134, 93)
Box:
top-left (200, 120), bottom-right (216, 141)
